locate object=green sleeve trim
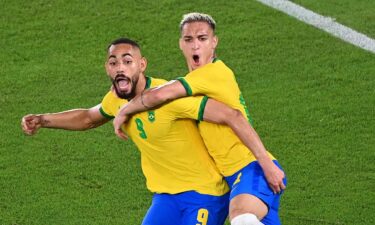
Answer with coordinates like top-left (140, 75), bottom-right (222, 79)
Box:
top-left (99, 107), bottom-right (114, 119)
top-left (176, 77), bottom-right (193, 96)
top-left (198, 96), bottom-right (209, 121)
top-left (145, 76), bottom-right (152, 89)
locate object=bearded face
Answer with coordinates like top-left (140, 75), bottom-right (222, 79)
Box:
top-left (111, 73), bottom-right (139, 100)
top-left (106, 43), bottom-right (145, 100)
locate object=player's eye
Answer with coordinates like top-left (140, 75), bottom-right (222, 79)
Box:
top-left (184, 38), bottom-right (192, 42)
top-left (124, 60), bottom-right (132, 64)
top-left (109, 61), bottom-right (116, 66)
top-left (199, 37), bottom-right (208, 41)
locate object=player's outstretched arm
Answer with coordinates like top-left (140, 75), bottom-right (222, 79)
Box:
top-left (113, 80), bottom-right (187, 140)
top-left (203, 99), bottom-right (286, 193)
top-left (21, 104), bottom-right (109, 135)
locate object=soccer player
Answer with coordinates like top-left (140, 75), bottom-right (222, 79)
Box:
top-left (21, 38), bottom-right (262, 225)
top-left (113, 13), bottom-right (287, 225)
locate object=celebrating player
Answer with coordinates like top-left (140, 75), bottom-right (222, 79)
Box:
top-left (22, 37), bottom-right (267, 225)
top-left (113, 13), bottom-right (287, 225)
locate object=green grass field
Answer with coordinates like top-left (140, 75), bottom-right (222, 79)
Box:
top-left (1, 0), bottom-right (374, 224)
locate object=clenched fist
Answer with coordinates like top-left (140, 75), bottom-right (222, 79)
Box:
top-left (21, 114), bottom-right (43, 135)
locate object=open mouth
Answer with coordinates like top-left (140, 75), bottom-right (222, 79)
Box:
top-left (115, 74), bottom-right (131, 91)
top-left (193, 55), bottom-right (200, 64)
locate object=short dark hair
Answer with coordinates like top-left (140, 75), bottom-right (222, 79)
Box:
top-left (179, 12), bottom-right (216, 33)
top-left (107, 37), bottom-right (141, 51)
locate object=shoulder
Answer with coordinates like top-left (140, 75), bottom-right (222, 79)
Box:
top-left (188, 59), bottom-right (233, 76)
top-left (101, 89), bottom-right (128, 108)
top-left (148, 77), bottom-right (168, 88)
top-left (213, 59), bottom-right (234, 74)
top-left (102, 89), bottom-right (118, 102)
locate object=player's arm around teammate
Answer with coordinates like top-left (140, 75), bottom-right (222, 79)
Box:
top-left (114, 12), bottom-right (286, 225)
top-left (21, 104), bottom-right (109, 135)
top-left (113, 81), bottom-right (285, 194)
top-left (203, 99), bottom-right (286, 190)
top-left (114, 85), bottom-right (286, 224)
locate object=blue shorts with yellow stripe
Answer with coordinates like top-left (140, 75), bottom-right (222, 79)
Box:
top-left (142, 191), bottom-right (229, 225)
top-left (225, 160), bottom-right (287, 225)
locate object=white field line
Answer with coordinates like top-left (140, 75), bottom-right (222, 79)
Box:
top-left (256, 0), bottom-right (375, 54)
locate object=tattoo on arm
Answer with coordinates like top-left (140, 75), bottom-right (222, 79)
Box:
top-left (40, 115), bottom-right (50, 127)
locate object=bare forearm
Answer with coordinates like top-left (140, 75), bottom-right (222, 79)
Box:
top-left (202, 99), bottom-right (285, 192)
top-left (113, 80), bottom-right (188, 140)
top-left (228, 111), bottom-right (273, 163)
top-left (118, 80), bottom-right (187, 117)
top-left (117, 90), bottom-right (155, 117)
top-left (41, 109), bottom-right (99, 130)
top-left (203, 99), bottom-right (272, 162)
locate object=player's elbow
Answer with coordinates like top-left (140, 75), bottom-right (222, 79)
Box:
top-left (80, 118), bottom-right (93, 130)
top-left (223, 109), bottom-right (244, 126)
top-left (80, 115), bottom-right (99, 130)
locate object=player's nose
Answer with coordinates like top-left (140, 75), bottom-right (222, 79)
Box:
top-left (116, 63), bottom-right (127, 74)
top-left (192, 39), bottom-right (199, 50)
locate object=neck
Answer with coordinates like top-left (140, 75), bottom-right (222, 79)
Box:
top-left (137, 75), bottom-right (147, 93)
top-left (133, 74), bottom-right (147, 99)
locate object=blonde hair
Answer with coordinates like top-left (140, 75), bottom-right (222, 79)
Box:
top-left (179, 12), bottom-right (216, 32)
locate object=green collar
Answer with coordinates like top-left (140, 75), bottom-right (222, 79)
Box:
top-left (145, 76), bottom-right (151, 89)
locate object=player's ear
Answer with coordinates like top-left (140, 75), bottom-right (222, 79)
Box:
top-left (212, 35), bottom-right (218, 49)
top-left (140, 57), bottom-right (147, 72)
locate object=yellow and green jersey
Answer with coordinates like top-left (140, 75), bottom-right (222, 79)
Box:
top-left (177, 59), bottom-right (275, 176)
top-left (100, 77), bottom-right (228, 196)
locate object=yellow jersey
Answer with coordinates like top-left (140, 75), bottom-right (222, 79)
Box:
top-left (177, 59), bottom-right (275, 176)
top-left (100, 77), bottom-right (228, 196)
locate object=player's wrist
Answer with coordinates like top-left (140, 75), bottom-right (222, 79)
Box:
top-left (38, 114), bottom-right (49, 128)
top-left (119, 106), bottom-right (132, 117)
top-left (140, 90), bottom-right (151, 110)
top-left (256, 154), bottom-right (273, 167)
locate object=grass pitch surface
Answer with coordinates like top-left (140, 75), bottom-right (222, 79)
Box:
top-left (1, 1), bottom-right (374, 224)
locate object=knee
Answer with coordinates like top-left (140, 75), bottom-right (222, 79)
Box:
top-left (229, 194), bottom-right (268, 220)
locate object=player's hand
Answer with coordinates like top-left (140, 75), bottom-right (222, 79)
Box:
top-left (21, 114), bottom-right (42, 135)
top-left (113, 114), bottom-right (129, 140)
top-left (262, 161), bottom-right (286, 194)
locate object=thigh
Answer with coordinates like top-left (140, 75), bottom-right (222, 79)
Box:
top-left (178, 191), bottom-right (229, 225)
top-left (142, 193), bottom-right (181, 225)
top-left (225, 160), bottom-right (287, 210)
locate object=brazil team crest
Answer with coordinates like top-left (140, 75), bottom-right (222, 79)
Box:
top-left (148, 111), bottom-right (155, 122)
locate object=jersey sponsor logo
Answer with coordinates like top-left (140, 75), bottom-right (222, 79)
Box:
top-left (148, 111), bottom-right (155, 122)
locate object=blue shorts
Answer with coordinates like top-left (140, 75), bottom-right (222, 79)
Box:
top-left (142, 191), bottom-right (229, 225)
top-left (225, 160), bottom-right (287, 225)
